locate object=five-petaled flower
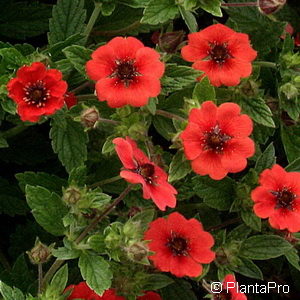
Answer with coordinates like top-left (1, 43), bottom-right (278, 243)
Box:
top-left (181, 24), bottom-right (257, 87)
top-left (113, 137), bottom-right (177, 211)
top-left (65, 282), bottom-right (124, 300)
top-left (86, 37), bottom-right (165, 108)
top-left (251, 164), bottom-right (300, 232)
top-left (144, 212), bottom-right (215, 277)
top-left (181, 101), bottom-right (255, 180)
top-left (212, 274), bottom-right (247, 300)
top-left (7, 62), bottom-right (67, 122)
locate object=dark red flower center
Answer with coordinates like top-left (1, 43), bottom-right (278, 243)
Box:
top-left (136, 163), bottom-right (156, 184)
top-left (203, 125), bottom-right (231, 153)
top-left (213, 290), bottom-right (231, 300)
top-left (111, 59), bottom-right (140, 87)
top-left (23, 80), bottom-right (50, 107)
top-left (271, 187), bottom-right (296, 210)
top-left (209, 43), bottom-right (231, 65)
top-left (166, 233), bottom-right (190, 256)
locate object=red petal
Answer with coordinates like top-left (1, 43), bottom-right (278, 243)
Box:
top-left (7, 78), bottom-right (24, 104)
top-left (125, 137), bottom-right (150, 165)
top-left (137, 291), bottom-right (162, 300)
top-left (113, 137), bottom-right (136, 169)
top-left (120, 170), bottom-right (144, 184)
top-left (191, 151), bottom-right (227, 180)
top-left (220, 115), bottom-right (253, 138)
top-left (48, 81), bottom-right (68, 98)
top-left (107, 36), bottom-right (144, 59)
top-left (198, 24), bottom-right (236, 44)
top-left (17, 62), bottom-right (47, 84)
top-left (224, 137), bottom-right (255, 158)
top-left (259, 164), bottom-right (287, 189)
top-left (148, 183), bottom-right (177, 211)
top-left (135, 47), bottom-right (165, 78)
top-left (169, 256), bottom-right (202, 277)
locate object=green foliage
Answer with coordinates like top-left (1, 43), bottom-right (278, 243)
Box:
top-left (48, 0), bottom-right (86, 45)
top-left (78, 253), bottom-right (113, 296)
top-left (192, 77), bottom-right (216, 103)
top-left (50, 116), bottom-right (88, 173)
top-left (199, 0), bottom-right (222, 17)
top-left (25, 185), bottom-right (68, 236)
top-left (281, 125), bottom-right (300, 163)
top-left (0, 281), bottom-right (24, 300)
top-left (168, 151), bottom-right (192, 182)
top-left (192, 176), bottom-right (235, 211)
top-left (255, 142), bottom-right (276, 174)
top-left (141, 0), bottom-right (178, 25)
top-left (240, 235), bottom-right (293, 260)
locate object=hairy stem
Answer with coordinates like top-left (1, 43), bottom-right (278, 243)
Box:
top-left (41, 185), bottom-right (133, 290)
top-left (92, 21), bottom-right (141, 37)
top-left (221, 2), bottom-right (258, 7)
top-left (0, 124), bottom-right (28, 139)
top-left (207, 217), bottom-right (241, 231)
top-left (98, 118), bottom-right (120, 125)
top-left (76, 94), bottom-right (98, 101)
top-left (84, 2), bottom-right (102, 37)
top-left (253, 61), bottom-right (277, 69)
top-left (38, 264), bottom-right (43, 295)
top-left (70, 82), bottom-right (93, 94)
top-left (155, 109), bottom-right (186, 122)
top-left (89, 175), bottom-right (122, 189)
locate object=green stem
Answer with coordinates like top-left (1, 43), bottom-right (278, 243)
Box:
top-left (155, 109), bottom-right (186, 122)
top-left (38, 264), bottom-right (43, 295)
top-left (70, 82), bottom-right (93, 94)
top-left (221, 2), bottom-right (258, 7)
top-left (92, 21), bottom-right (141, 37)
top-left (1, 124), bottom-right (28, 139)
top-left (89, 175), bottom-right (122, 189)
top-left (98, 118), bottom-right (120, 125)
top-left (41, 185), bottom-right (133, 291)
top-left (253, 61), bottom-right (277, 69)
top-left (207, 217), bottom-right (241, 231)
top-left (84, 2), bottom-right (102, 38)
top-left (76, 94), bottom-right (98, 101)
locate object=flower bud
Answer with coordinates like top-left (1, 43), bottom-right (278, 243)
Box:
top-left (258, 0), bottom-right (286, 15)
top-left (27, 239), bottom-right (52, 264)
top-left (152, 31), bottom-right (185, 53)
top-left (125, 242), bottom-right (149, 263)
top-left (63, 186), bottom-right (82, 205)
top-left (80, 107), bottom-right (100, 128)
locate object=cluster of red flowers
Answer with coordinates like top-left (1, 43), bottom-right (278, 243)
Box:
top-left (65, 282), bottom-right (161, 300)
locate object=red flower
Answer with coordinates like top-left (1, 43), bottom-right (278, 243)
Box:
top-left (64, 92), bottom-right (77, 109)
top-left (113, 137), bottom-right (177, 211)
top-left (144, 212), bottom-right (215, 277)
top-left (212, 274), bottom-right (247, 300)
top-left (181, 24), bottom-right (257, 87)
top-left (137, 291), bottom-right (162, 300)
top-left (86, 37), bottom-right (165, 108)
top-left (180, 101), bottom-right (255, 180)
top-left (251, 164), bottom-right (300, 232)
top-left (7, 62), bottom-right (67, 122)
top-left (65, 282), bottom-right (124, 300)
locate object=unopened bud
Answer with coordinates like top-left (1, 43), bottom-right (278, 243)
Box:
top-left (27, 239), bottom-right (52, 264)
top-left (81, 107), bottom-right (100, 128)
top-left (258, 0), bottom-right (286, 15)
top-left (126, 242), bottom-right (149, 262)
top-left (63, 186), bottom-right (82, 205)
top-left (152, 31), bottom-right (185, 53)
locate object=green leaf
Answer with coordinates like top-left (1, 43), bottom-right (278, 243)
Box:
top-left (48, 0), bottom-right (86, 45)
top-left (16, 172), bottom-right (67, 194)
top-left (199, 0), bottom-right (222, 17)
top-left (50, 264), bottom-right (68, 293)
top-left (239, 97), bottom-right (275, 128)
top-left (62, 45), bottom-right (93, 77)
top-left (168, 151), bottom-right (191, 182)
top-left (232, 257), bottom-right (263, 280)
top-left (241, 210), bottom-right (261, 232)
top-left (255, 142), bottom-right (276, 174)
top-left (68, 166), bottom-right (87, 186)
top-left (50, 117), bottom-right (88, 173)
top-left (285, 248), bottom-right (300, 271)
top-left (153, 116), bottom-right (176, 140)
top-left (88, 235), bottom-right (106, 253)
top-left (0, 136), bottom-right (8, 148)
top-left (0, 282), bottom-right (24, 300)
top-left (286, 158), bottom-right (300, 172)
top-left (281, 125), bottom-right (300, 163)
top-left (160, 279), bottom-right (197, 300)
top-left (78, 253), bottom-right (113, 296)
top-left (142, 274), bottom-right (174, 290)
top-left (178, 7), bottom-right (198, 33)
top-left (226, 1), bottom-right (285, 55)
top-left (0, 48), bottom-right (26, 73)
top-left (25, 185), bottom-right (68, 236)
top-left (192, 77), bottom-right (216, 103)
top-left (192, 176), bottom-right (235, 211)
top-left (52, 247), bottom-right (81, 260)
top-left (162, 64), bottom-right (200, 94)
top-left (240, 235), bottom-right (293, 260)
top-left (141, 0), bottom-right (179, 25)
top-left (227, 224), bottom-right (252, 242)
